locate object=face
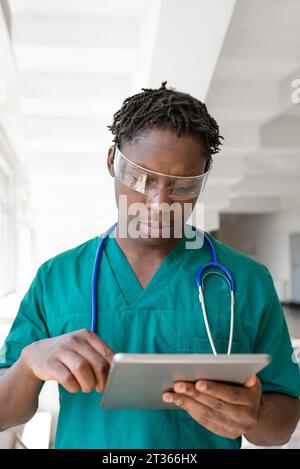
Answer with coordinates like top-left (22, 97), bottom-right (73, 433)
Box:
top-left (107, 127), bottom-right (208, 246)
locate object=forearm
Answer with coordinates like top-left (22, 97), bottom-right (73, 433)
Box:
top-left (244, 393), bottom-right (300, 446)
top-left (0, 355), bottom-right (43, 431)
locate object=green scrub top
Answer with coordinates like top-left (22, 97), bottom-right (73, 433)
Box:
top-left (1, 225), bottom-right (299, 449)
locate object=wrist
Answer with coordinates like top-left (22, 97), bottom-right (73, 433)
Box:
top-left (256, 393), bottom-right (265, 422)
top-left (18, 344), bottom-right (43, 386)
top-left (243, 394), bottom-right (266, 444)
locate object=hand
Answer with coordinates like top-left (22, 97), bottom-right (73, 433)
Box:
top-left (21, 329), bottom-right (114, 394)
top-left (162, 375), bottom-right (263, 439)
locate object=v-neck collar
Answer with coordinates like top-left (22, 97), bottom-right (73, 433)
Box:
top-left (104, 232), bottom-right (143, 306)
top-left (103, 225), bottom-right (198, 309)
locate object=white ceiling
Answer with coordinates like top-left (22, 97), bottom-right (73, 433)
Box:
top-left (9, 0), bottom-right (144, 19)
top-left (206, 0), bottom-right (300, 216)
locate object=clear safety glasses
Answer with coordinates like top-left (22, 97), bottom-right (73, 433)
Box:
top-left (113, 145), bottom-right (212, 201)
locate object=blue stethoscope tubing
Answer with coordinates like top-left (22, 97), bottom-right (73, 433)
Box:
top-left (194, 227), bottom-right (235, 356)
top-left (91, 223), bottom-right (117, 333)
top-left (91, 223), bottom-right (235, 355)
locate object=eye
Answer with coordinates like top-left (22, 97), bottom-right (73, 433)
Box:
top-left (145, 175), bottom-right (158, 189)
top-left (172, 183), bottom-right (192, 193)
top-left (177, 183), bottom-right (192, 190)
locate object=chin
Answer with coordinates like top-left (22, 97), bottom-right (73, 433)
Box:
top-left (136, 236), bottom-right (172, 247)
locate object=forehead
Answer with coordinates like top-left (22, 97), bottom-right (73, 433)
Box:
top-left (120, 127), bottom-right (206, 176)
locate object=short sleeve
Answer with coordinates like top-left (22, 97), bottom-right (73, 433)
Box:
top-left (254, 269), bottom-right (300, 397)
top-left (0, 267), bottom-right (50, 368)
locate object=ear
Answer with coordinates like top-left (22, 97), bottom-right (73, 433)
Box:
top-left (107, 144), bottom-right (116, 177)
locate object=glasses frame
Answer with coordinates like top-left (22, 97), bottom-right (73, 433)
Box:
top-left (113, 144), bottom-right (213, 180)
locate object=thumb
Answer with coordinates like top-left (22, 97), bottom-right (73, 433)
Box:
top-left (244, 374), bottom-right (257, 388)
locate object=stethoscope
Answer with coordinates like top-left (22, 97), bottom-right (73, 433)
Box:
top-left (91, 223), bottom-right (235, 355)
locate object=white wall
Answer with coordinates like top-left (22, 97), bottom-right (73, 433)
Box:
top-left (218, 208), bottom-right (300, 302)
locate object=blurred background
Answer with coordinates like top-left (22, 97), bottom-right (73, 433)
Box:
top-left (0, 0), bottom-right (299, 449)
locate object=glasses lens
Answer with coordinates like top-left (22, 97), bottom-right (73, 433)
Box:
top-left (113, 146), bottom-right (211, 200)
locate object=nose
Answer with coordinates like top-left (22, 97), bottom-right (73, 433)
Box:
top-left (145, 186), bottom-right (173, 227)
top-left (146, 182), bottom-right (171, 205)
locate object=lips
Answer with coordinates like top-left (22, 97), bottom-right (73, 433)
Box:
top-left (139, 220), bottom-right (172, 230)
top-left (138, 216), bottom-right (174, 228)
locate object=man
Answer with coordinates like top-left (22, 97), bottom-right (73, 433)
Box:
top-left (0, 82), bottom-right (299, 449)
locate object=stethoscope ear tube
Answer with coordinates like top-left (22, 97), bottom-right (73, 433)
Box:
top-left (195, 231), bottom-right (235, 355)
top-left (198, 286), bottom-right (217, 356)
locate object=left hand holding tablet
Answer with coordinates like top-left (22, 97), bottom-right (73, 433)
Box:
top-left (162, 374), bottom-right (263, 439)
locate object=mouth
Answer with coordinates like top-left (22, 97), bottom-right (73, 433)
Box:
top-left (138, 220), bottom-right (175, 238)
top-left (139, 220), bottom-right (173, 230)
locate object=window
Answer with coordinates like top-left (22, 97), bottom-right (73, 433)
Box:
top-left (0, 163), bottom-right (9, 298)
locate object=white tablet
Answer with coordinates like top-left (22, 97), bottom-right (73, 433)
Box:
top-left (100, 353), bottom-right (271, 410)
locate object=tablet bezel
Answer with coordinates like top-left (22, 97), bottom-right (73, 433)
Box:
top-left (100, 353), bottom-right (272, 410)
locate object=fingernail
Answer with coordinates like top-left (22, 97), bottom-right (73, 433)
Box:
top-left (245, 375), bottom-right (257, 388)
top-left (196, 380), bottom-right (206, 391)
top-left (163, 394), bottom-right (173, 403)
top-left (175, 383), bottom-right (185, 392)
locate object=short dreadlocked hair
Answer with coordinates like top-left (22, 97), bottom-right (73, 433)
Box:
top-left (107, 81), bottom-right (223, 160)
